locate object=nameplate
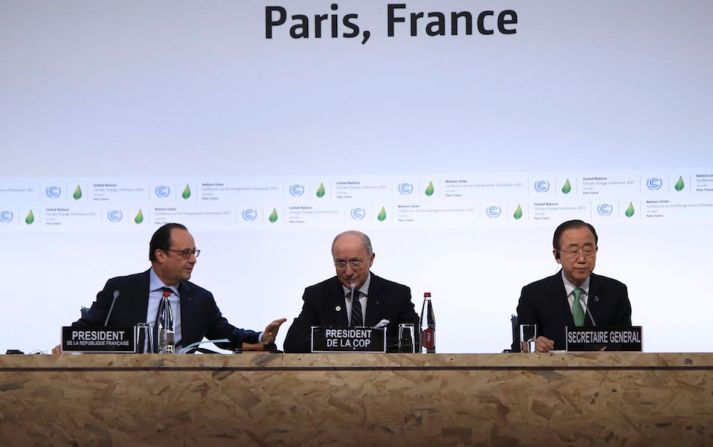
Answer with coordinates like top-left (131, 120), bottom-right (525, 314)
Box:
top-left (61, 327), bottom-right (135, 353)
top-left (565, 326), bottom-right (642, 351)
top-left (310, 326), bottom-right (387, 353)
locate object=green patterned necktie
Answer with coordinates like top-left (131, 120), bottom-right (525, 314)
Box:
top-left (572, 287), bottom-right (586, 327)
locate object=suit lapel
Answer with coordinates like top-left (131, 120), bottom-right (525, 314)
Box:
top-left (127, 270), bottom-right (151, 324)
top-left (329, 277), bottom-right (349, 326)
top-left (364, 274), bottom-right (384, 327)
top-left (585, 273), bottom-right (601, 326)
top-left (178, 281), bottom-right (196, 344)
top-left (551, 272), bottom-right (575, 329)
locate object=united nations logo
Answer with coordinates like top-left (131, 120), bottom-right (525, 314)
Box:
top-left (597, 203), bottom-right (613, 216)
top-left (107, 210), bottom-right (123, 222)
top-left (45, 185), bottom-right (62, 198)
top-left (485, 205), bottom-right (502, 218)
top-left (351, 208), bottom-right (366, 220)
top-left (154, 185), bottom-right (171, 198)
top-left (646, 177), bottom-right (663, 190)
top-left (533, 180), bottom-right (550, 193)
top-left (241, 209), bottom-right (258, 221)
top-left (398, 183), bottom-right (414, 195)
top-left (289, 184), bottom-right (304, 197)
top-left (0, 210), bottom-right (13, 223)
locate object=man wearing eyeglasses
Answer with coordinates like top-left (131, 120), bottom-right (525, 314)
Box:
top-left (513, 219), bottom-right (632, 352)
top-left (70, 222), bottom-right (286, 352)
top-left (283, 230), bottom-right (419, 353)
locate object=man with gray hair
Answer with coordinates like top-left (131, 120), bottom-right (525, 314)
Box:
top-left (284, 230), bottom-right (419, 353)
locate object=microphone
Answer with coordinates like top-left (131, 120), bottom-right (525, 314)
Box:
top-left (580, 294), bottom-right (597, 326)
top-left (104, 290), bottom-right (120, 327)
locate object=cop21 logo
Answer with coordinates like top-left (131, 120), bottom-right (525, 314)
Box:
top-left (45, 185), bottom-right (62, 198)
top-left (0, 210), bottom-right (13, 223)
top-left (597, 203), bottom-right (613, 216)
top-left (154, 185), bottom-right (171, 198)
top-left (533, 180), bottom-right (550, 193)
top-left (485, 205), bottom-right (502, 218)
top-left (397, 183), bottom-right (414, 195)
top-left (241, 209), bottom-right (258, 221)
top-left (107, 210), bottom-right (123, 222)
top-left (646, 178), bottom-right (663, 190)
top-left (289, 184), bottom-right (304, 197)
top-left (350, 208), bottom-right (366, 220)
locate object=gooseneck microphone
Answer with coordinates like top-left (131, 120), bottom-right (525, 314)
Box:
top-left (104, 290), bottom-right (120, 327)
top-left (580, 295), bottom-right (598, 326)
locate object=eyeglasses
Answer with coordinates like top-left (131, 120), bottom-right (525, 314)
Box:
top-left (560, 247), bottom-right (596, 259)
top-left (334, 259), bottom-right (364, 270)
top-left (165, 248), bottom-right (200, 259)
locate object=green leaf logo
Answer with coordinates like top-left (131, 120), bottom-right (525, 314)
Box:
top-left (377, 207), bottom-right (387, 222)
top-left (134, 209), bottom-right (144, 224)
top-left (72, 185), bottom-right (82, 200)
top-left (182, 184), bottom-right (191, 199)
top-left (269, 208), bottom-right (278, 223)
top-left (425, 181), bottom-right (435, 197)
top-left (674, 176), bottom-right (685, 192)
top-left (316, 182), bottom-right (326, 198)
top-left (513, 204), bottom-right (523, 220)
top-left (25, 210), bottom-right (35, 225)
top-left (561, 179), bottom-right (572, 194)
top-left (625, 202), bottom-right (635, 218)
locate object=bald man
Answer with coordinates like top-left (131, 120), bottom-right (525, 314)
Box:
top-left (284, 231), bottom-right (419, 353)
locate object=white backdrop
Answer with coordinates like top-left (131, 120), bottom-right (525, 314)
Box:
top-left (1, 0), bottom-right (712, 353)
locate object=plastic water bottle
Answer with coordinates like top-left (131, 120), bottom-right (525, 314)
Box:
top-left (420, 292), bottom-right (436, 353)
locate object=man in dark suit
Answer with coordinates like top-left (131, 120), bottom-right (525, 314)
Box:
top-left (70, 223), bottom-right (285, 352)
top-left (284, 230), bottom-right (419, 353)
top-left (514, 220), bottom-right (632, 352)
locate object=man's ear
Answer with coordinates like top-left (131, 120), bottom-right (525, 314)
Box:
top-left (154, 249), bottom-right (166, 264)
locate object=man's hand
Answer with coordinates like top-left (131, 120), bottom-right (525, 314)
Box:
top-left (261, 318), bottom-right (287, 345)
top-left (535, 336), bottom-right (555, 353)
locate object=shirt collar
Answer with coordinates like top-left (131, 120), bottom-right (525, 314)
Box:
top-left (149, 268), bottom-right (179, 296)
top-left (341, 272), bottom-right (371, 297)
top-left (561, 270), bottom-right (590, 297)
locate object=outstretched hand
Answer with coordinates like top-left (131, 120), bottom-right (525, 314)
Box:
top-left (261, 318), bottom-right (287, 345)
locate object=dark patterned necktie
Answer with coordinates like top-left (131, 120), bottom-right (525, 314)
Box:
top-left (350, 290), bottom-right (363, 327)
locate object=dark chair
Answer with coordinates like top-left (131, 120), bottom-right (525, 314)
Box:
top-left (503, 314), bottom-right (519, 352)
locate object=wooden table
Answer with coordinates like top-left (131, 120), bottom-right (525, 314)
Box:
top-left (1, 352), bottom-right (711, 446)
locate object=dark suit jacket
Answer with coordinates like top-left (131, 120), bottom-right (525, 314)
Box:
top-left (283, 274), bottom-right (420, 353)
top-left (514, 271), bottom-right (632, 351)
top-left (73, 269), bottom-right (260, 350)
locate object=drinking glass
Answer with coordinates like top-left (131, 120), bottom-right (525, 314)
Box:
top-left (519, 324), bottom-right (537, 353)
top-left (135, 323), bottom-right (154, 354)
top-left (398, 323), bottom-right (415, 353)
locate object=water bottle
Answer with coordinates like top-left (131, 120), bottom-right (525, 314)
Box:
top-left (419, 292), bottom-right (436, 353)
top-left (157, 297), bottom-right (175, 354)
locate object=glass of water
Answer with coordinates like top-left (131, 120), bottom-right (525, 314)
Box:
top-left (398, 323), bottom-right (415, 353)
top-left (135, 323), bottom-right (154, 353)
top-left (519, 324), bottom-right (537, 353)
